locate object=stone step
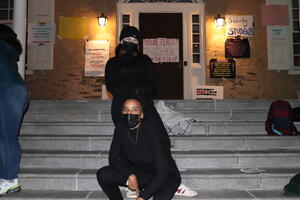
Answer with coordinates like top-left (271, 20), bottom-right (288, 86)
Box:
top-left (23, 110), bottom-right (268, 122)
top-left (175, 100), bottom-right (300, 111)
top-left (20, 122), bottom-right (300, 136)
top-left (27, 99), bottom-right (300, 111)
top-left (0, 189), bottom-right (295, 200)
top-left (20, 150), bottom-right (300, 169)
top-left (20, 135), bottom-right (300, 151)
top-left (17, 168), bottom-right (299, 191)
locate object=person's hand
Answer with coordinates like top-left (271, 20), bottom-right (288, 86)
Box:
top-left (128, 174), bottom-right (139, 191)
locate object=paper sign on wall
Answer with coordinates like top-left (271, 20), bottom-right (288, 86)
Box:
top-left (261, 5), bottom-right (289, 26)
top-left (192, 86), bottom-right (224, 100)
top-left (210, 59), bottom-right (236, 78)
top-left (28, 22), bottom-right (56, 45)
top-left (143, 38), bottom-right (179, 63)
top-left (85, 40), bottom-right (109, 77)
top-left (271, 27), bottom-right (288, 38)
top-left (226, 15), bottom-right (254, 37)
top-left (58, 17), bottom-right (88, 39)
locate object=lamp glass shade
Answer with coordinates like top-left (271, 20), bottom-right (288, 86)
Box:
top-left (98, 15), bottom-right (107, 27)
top-left (215, 17), bottom-right (225, 27)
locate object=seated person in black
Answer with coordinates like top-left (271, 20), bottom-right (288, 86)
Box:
top-left (97, 98), bottom-right (181, 200)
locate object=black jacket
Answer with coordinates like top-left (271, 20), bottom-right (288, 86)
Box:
top-left (105, 53), bottom-right (155, 99)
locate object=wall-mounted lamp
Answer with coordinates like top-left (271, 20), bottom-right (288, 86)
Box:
top-left (215, 14), bottom-right (225, 28)
top-left (98, 13), bottom-right (107, 27)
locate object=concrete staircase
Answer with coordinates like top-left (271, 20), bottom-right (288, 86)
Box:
top-left (3, 99), bottom-right (300, 200)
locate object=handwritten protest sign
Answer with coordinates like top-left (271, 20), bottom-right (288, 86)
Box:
top-left (226, 15), bottom-right (254, 37)
top-left (143, 38), bottom-right (179, 63)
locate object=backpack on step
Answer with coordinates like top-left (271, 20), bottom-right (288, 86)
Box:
top-left (284, 173), bottom-right (300, 196)
top-left (265, 100), bottom-right (297, 136)
top-left (293, 107), bottom-right (300, 122)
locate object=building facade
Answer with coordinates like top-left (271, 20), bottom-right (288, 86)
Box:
top-left (1, 0), bottom-right (300, 99)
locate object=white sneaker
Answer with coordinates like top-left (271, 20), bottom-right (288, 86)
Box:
top-left (126, 187), bottom-right (138, 199)
top-left (0, 178), bottom-right (21, 196)
top-left (174, 184), bottom-right (198, 197)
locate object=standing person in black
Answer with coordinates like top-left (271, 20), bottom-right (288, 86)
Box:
top-left (105, 26), bottom-right (157, 125)
top-left (97, 98), bottom-right (181, 200)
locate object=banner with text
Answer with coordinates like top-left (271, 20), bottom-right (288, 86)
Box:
top-left (226, 15), bottom-right (254, 37)
top-left (85, 40), bottom-right (109, 77)
top-left (143, 38), bottom-right (179, 63)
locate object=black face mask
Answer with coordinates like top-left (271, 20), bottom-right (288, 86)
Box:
top-left (121, 114), bottom-right (141, 129)
top-left (122, 42), bottom-right (138, 57)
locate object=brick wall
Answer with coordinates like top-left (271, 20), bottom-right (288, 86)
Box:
top-left (26, 0), bottom-right (117, 100)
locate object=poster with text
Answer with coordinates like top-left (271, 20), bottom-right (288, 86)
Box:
top-left (28, 22), bottom-right (56, 45)
top-left (210, 59), bottom-right (236, 78)
top-left (192, 86), bottom-right (224, 100)
top-left (143, 38), bottom-right (179, 63)
top-left (226, 15), bottom-right (254, 37)
top-left (85, 40), bottom-right (109, 77)
top-left (225, 38), bottom-right (250, 58)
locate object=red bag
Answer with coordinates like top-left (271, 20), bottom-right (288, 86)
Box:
top-left (265, 100), bottom-right (297, 136)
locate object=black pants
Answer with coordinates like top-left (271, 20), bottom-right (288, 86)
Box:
top-left (97, 166), bottom-right (181, 200)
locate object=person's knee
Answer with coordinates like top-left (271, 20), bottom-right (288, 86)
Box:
top-left (96, 166), bottom-right (111, 184)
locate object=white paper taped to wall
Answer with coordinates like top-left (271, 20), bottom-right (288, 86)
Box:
top-left (192, 85), bottom-right (224, 100)
top-left (85, 40), bottom-right (109, 77)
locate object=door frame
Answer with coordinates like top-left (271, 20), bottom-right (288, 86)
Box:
top-left (117, 2), bottom-right (206, 99)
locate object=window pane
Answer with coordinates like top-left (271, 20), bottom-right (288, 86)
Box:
top-left (294, 44), bottom-right (300, 54)
top-left (193, 34), bottom-right (199, 43)
top-left (9, 9), bottom-right (13, 19)
top-left (0, 0), bottom-right (8, 9)
top-left (293, 0), bottom-right (299, 8)
top-left (192, 15), bottom-right (199, 23)
top-left (294, 33), bottom-right (300, 43)
top-left (293, 10), bottom-right (299, 19)
top-left (193, 54), bottom-right (200, 63)
top-left (294, 56), bottom-right (300, 66)
top-left (122, 15), bottom-right (130, 24)
top-left (294, 21), bottom-right (300, 31)
top-left (193, 44), bottom-right (200, 53)
top-left (192, 24), bottom-right (199, 33)
top-left (10, 0), bottom-right (13, 8)
top-left (0, 10), bottom-right (8, 20)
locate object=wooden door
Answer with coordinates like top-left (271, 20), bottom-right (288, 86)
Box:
top-left (139, 13), bottom-right (183, 99)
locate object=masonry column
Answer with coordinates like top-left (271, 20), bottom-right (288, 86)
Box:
top-left (13, 0), bottom-right (27, 79)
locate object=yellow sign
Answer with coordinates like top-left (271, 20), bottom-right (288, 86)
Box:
top-left (58, 17), bottom-right (87, 39)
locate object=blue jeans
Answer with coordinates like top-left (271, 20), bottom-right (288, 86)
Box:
top-left (0, 84), bottom-right (29, 179)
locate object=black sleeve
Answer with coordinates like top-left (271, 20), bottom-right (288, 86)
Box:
top-left (135, 55), bottom-right (156, 98)
top-left (109, 126), bottom-right (134, 178)
top-left (139, 126), bottom-right (170, 199)
top-left (105, 58), bottom-right (127, 98)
